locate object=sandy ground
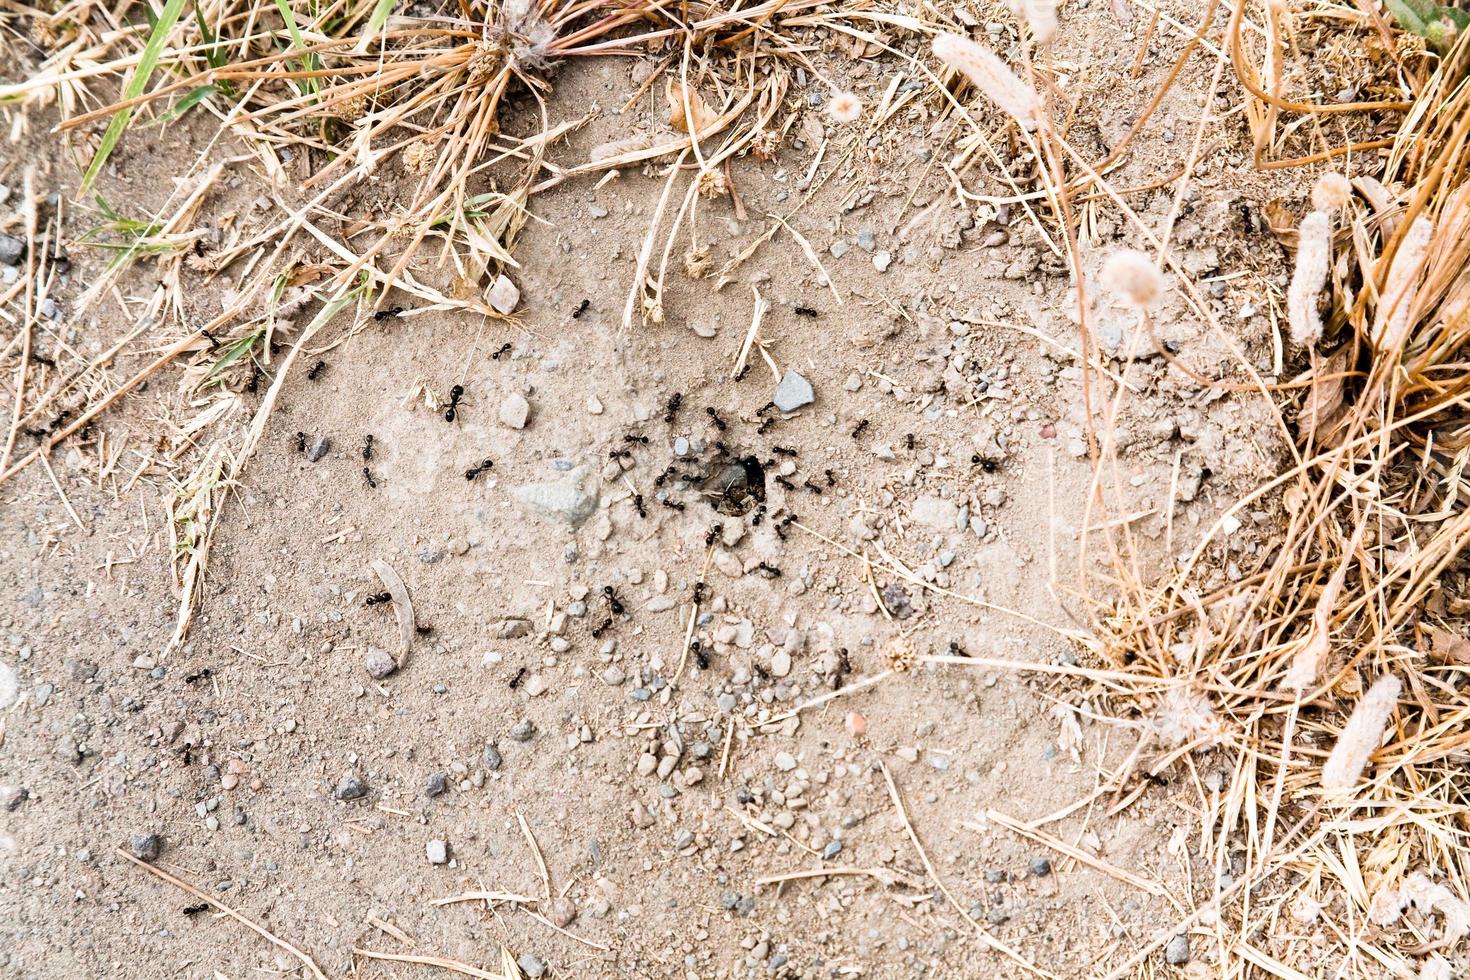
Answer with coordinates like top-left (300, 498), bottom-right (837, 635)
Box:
top-left (0, 4), bottom-right (1310, 977)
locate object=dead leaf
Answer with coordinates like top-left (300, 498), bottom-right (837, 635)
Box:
top-left (1425, 625), bottom-right (1470, 665)
top-left (1299, 346), bottom-right (1349, 441)
top-left (666, 78), bottom-right (715, 135)
top-left (1263, 199), bottom-right (1299, 249)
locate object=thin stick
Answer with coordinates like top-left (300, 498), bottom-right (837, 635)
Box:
top-left (517, 811), bottom-right (551, 900)
top-left (115, 850), bottom-right (328, 980)
top-left (978, 810), bottom-right (1172, 900)
top-left (355, 948), bottom-right (504, 979)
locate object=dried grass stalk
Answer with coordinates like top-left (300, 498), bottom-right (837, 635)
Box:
top-left (1371, 215), bottom-right (1433, 351)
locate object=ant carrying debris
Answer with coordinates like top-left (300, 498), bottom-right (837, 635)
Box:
top-left (734, 365), bottom-right (751, 381)
top-left (633, 494), bottom-right (647, 518)
top-left (705, 523), bottom-right (723, 547)
top-left (295, 432), bottom-right (307, 453)
top-left (756, 417), bottom-right (775, 435)
top-left (362, 435), bottom-right (374, 460)
top-left (772, 446), bottom-right (798, 457)
top-left (851, 419), bottom-right (870, 438)
top-left (306, 360), bottom-right (326, 381)
top-left (803, 480), bottom-right (823, 494)
top-left (363, 467), bottom-right (378, 488)
top-left (756, 562), bottom-right (782, 578)
top-left (794, 306), bottom-right (819, 318)
top-left (491, 343), bottom-right (512, 359)
top-left (465, 458), bottom-right (494, 480)
top-left (572, 299), bottom-right (590, 319)
top-left (750, 505), bottom-right (766, 527)
top-left (603, 586), bottom-right (625, 615)
top-left (971, 453), bottom-right (997, 473)
top-left (705, 407), bottom-right (727, 431)
top-left (365, 592), bottom-right (392, 605)
top-left (373, 306), bottom-right (403, 321)
top-left (183, 668), bottom-right (212, 685)
top-left (692, 582), bottom-right (707, 603)
top-left (825, 469), bottom-right (835, 486)
top-left (444, 384), bottom-right (465, 422)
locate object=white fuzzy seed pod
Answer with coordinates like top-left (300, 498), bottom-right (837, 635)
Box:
top-left (1100, 249), bottom-right (1163, 308)
top-left (1311, 172), bottom-right (1352, 213)
top-left (1011, 0), bottom-right (1057, 43)
top-left (827, 91), bottom-right (862, 124)
top-left (1287, 210), bottom-right (1331, 348)
top-left (932, 32), bottom-right (1041, 129)
top-left (1321, 674), bottom-right (1401, 793)
top-left (1372, 215), bottom-right (1434, 351)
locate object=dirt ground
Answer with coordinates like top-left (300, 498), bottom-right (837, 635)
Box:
top-left (1, 4), bottom-right (1317, 977)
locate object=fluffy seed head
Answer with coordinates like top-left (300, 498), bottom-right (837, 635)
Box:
top-left (1152, 687), bottom-right (1221, 747)
top-left (1011, 0), bottom-right (1057, 43)
top-left (1321, 674), bottom-right (1401, 793)
top-left (1287, 210), bottom-right (1332, 347)
top-left (1311, 172), bottom-right (1352, 212)
top-left (932, 32), bottom-right (1041, 129)
top-left (1372, 215), bottom-right (1434, 351)
top-left (1100, 250), bottom-right (1163, 307)
top-left (827, 91), bottom-right (863, 124)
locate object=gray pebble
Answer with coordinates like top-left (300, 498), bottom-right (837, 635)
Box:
top-left (0, 234), bottom-right (24, 266)
top-left (773, 370), bottom-right (814, 413)
top-left (426, 839), bottom-right (449, 864)
top-left (306, 434), bottom-right (330, 462)
top-left (829, 239), bottom-right (849, 259)
top-left (0, 661), bottom-right (17, 710)
top-left (717, 693), bottom-right (737, 712)
top-left (822, 840), bottom-right (842, 859)
top-left (514, 466), bottom-right (598, 526)
top-left (499, 392), bottom-right (530, 429)
top-left (673, 436), bottom-right (690, 456)
top-left (334, 772), bottom-right (368, 801)
top-left (508, 720), bottom-right (535, 742)
top-left (1164, 934), bottom-right (1190, 966)
top-left (856, 229), bottom-right (876, 252)
top-left (1028, 857), bottom-right (1052, 877)
top-left (363, 646), bottom-right (397, 679)
top-left (483, 742), bottom-right (503, 770)
top-left (128, 832), bottom-right (163, 862)
top-left (601, 667), bottom-right (625, 686)
top-left (518, 954), bottom-right (546, 979)
top-left (425, 772), bottom-right (449, 797)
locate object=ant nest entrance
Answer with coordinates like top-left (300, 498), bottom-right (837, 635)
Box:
top-left (701, 453), bottom-right (767, 516)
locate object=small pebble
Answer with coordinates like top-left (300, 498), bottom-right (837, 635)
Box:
top-left (128, 832), bottom-right (163, 862)
top-left (508, 720), bottom-right (535, 742)
top-left (1029, 857), bottom-right (1052, 877)
top-left (499, 392), bottom-right (530, 429)
top-left (425, 772), bottom-right (449, 797)
top-left (306, 434), bottom-right (330, 462)
top-left (518, 954), bottom-right (546, 979)
top-left (426, 839), bottom-right (449, 865)
top-left (1164, 934), bottom-right (1190, 966)
top-left (334, 773), bottom-right (369, 801)
top-left (363, 646), bottom-right (396, 679)
top-left (483, 743), bottom-right (503, 770)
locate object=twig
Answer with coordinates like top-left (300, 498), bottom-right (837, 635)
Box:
top-left (355, 948), bottom-right (504, 979)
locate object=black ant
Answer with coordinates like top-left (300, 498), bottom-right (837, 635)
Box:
top-left (491, 343), bottom-right (512, 359)
top-left (803, 480), bottom-right (823, 494)
top-left (465, 458), bottom-right (494, 480)
top-left (591, 618), bottom-right (613, 638)
top-left (692, 639), bottom-right (709, 670)
top-left (183, 903), bottom-right (209, 917)
top-left (183, 668), bottom-right (212, 685)
top-left (831, 647), bottom-right (852, 689)
top-left (775, 513), bottom-right (796, 539)
top-left (247, 360), bottom-right (262, 393)
top-left (735, 365), bottom-right (751, 381)
top-left (756, 417), bottom-right (775, 435)
top-left (654, 465), bottom-right (677, 487)
top-left (825, 469), bottom-right (835, 486)
top-left (851, 419), bottom-right (869, 438)
top-left (971, 454), bottom-right (997, 473)
top-left (295, 432), bottom-right (307, 453)
top-left (705, 523), bottom-right (723, 546)
top-left (633, 494), bottom-right (647, 518)
top-left (905, 433), bottom-right (915, 450)
top-left (415, 624), bottom-right (435, 636)
top-left (29, 351), bottom-right (55, 367)
top-left (201, 328), bottom-right (221, 351)
top-left (705, 407), bottom-right (727, 431)
top-left (794, 306), bottom-right (818, 318)
top-left (609, 448), bottom-right (632, 461)
top-left (712, 441), bottom-right (730, 457)
top-left (664, 392), bottom-right (682, 423)
top-left (192, 239), bottom-right (207, 258)
top-left (602, 586), bottom-right (625, 615)
top-left (750, 505), bottom-right (766, 527)
top-left (508, 667), bottom-right (527, 690)
top-left (947, 641), bottom-right (970, 658)
top-left (772, 446), bottom-right (798, 457)
top-left (624, 434), bottom-right (649, 444)
top-left (662, 499), bottom-right (686, 512)
top-left (572, 299), bottom-right (590, 319)
top-left (365, 592), bottom-right (391, 606)
top-left (306, 360), bottom-right (326, 381)
top-left (444, 384), bottom-right (464, 422)
top-left (692, 582), bottom-right (707, 603)
top-left (756, 562), bottom-right (782, 578)
top-left (774, 475), bottom-right (795, 491)
top-left (363, 467), bottom-right (378, 488)
top-left (756, 402), bottom-right (778, 415)
top-left (373, 306), bottom-right (403, 321)
top-left (362, 435), bottom-right (374, 460)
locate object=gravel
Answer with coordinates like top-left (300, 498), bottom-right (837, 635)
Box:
top-left (128, 832), bottom-right (163, 862)
top-left (488, 274), bottom-right (520, 314)
top-left (425, 772), bottom-right (449, 797)
top-left (426, 839), bottom-right (449, 864)
top-left (1164, 934), bottom-right (1191, 965)
top-left (0, 661), bottom-right (17, 710)
top-left (483, 742), bottom-right (503, 770)
top-left (513, 465), bottom-right (598, 526)
top-left (508, 719), bottom-right (535, 742)
top-left (305, 434), bottom-right (330, 462)
top-left (334, 772), bottom-right (369, 801)
top-left (499, 392), bottom-right (530, 429)
top-left (1028, 856), bottom-right (1052, 877)
top-left (773, 370), bottom-right (814, 412)
top-left (363, 646), bottom-right (396, 679)
top-left (0, 234), bottom-right (24, 266)
top-left (517, 954), bottom-right (546, 978)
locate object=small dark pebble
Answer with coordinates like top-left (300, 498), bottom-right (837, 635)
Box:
top-left (128, 832), bottom-right (163, 862)
top-left (483, 742), bottom-right (503, 770)
top-left (334, 772), bottom-right (368, 801)
top-left (1028, 857), bottom-right (1052, 877)
top-left (425, 772), bottom-right (449, 797)
top-left (508, 720), bottom-right (534, 742)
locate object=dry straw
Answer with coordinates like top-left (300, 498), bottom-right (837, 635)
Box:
top-left (1320, 674), bottom-right (1400, 793)
top-left (931, 32), bottom-right (1041, 129)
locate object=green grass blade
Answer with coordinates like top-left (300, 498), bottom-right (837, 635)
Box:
top-left (81, 0), bottom-right (189, 194)
top-left (273, 0), bottom-right (320, 97)
top-left (365, 0), bottom-right (394, 35)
